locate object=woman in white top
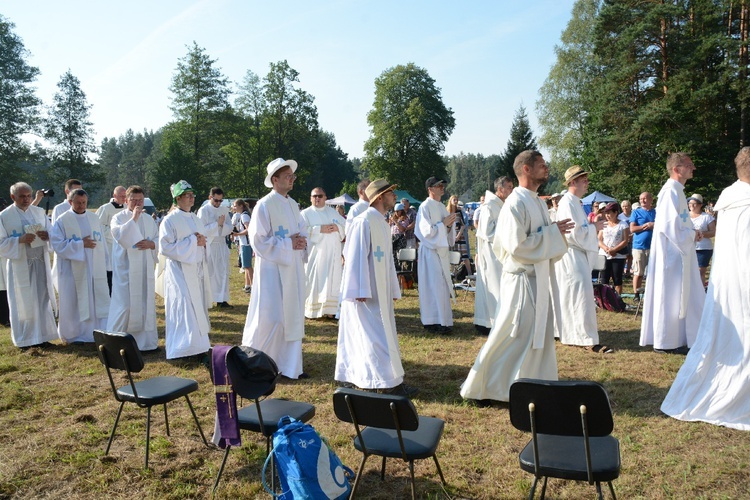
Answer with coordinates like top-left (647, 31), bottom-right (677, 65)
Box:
top-left (597, 202), bottom-right (630, 295)
top-left (687, 193), bottom-right (716, 285)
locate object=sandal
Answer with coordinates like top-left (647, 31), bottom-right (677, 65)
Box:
top-left (589, 344), bottom-right (614, 354)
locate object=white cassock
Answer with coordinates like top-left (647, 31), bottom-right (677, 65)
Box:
top-left (345, 199), bottom-right (369, 239)
top-left (50, 200), bottom-right (71, 292)
top-left (554, 191), bottom-right (599, 346)
top-left (159, 209), bottom-right (212, 359)
top-left (51, 210), bottom-right (110, 343)
top-left (242, 191), bottom-right (306, 378)
top-left (107, 209), bottom-right (159, 351)
top-left (0, 204), bottom-right (57, 347)
top-left (474, 191), bottom-right (504, 329)
top-left (197, 202), bottom-right (233, 303)
top-left (661, 180), bottom-right (750, 430)
top-left (640, 178), bottom-right (705, 349)
top-left (335, 207), bottom-right (403, 389)
top-left (96, 200), bottom-right (125, 274)
top-left (415, 197), bottom-right (456, 327)
top-left (300, 205), bottom-right (345, 318)
top-left (461, 187), bottom-right (567, 402)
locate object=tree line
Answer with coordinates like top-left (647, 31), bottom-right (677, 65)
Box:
top-left (537, 0), bottom-right (750, 203)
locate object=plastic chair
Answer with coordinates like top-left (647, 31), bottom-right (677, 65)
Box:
top-left (93, 330), bottom-right (207, 469)
top-left (332, 387), bottom-right (446, 499)
top-left (210, 346), bottom-right (316, 494)
top-left (396, 247), bottom-right (417, 291)
top-left (509, 379), bottom-right (621, 499)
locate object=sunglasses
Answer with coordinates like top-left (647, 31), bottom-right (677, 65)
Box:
top-left (311, 194), bottom-right (325, 198)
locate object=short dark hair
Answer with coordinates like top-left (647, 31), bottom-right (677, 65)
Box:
top-left (68, 188), bottom-right (88, 201)
top-left (210, 187), bottom-right (224, 197)
top-left (513, 151), bottom-right (543, 177)
top-left (311, 187), bottom-right (326, 196)
top-left (494, 176), bottom-right (512, 190)
top-left (65, 179), bottom-right (82, 191)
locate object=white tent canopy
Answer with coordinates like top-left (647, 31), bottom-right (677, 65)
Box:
top-left (326, 193), bottom-right (356, 206)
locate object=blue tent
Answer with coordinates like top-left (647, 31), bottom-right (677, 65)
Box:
top-left (581, 190), bottom-right (616, 214)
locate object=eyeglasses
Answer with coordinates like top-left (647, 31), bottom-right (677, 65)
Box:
top-left (311, 194), bottom-right (325, 198)
top-left (211, 198), bottom-right (223, 204)
top-left (182, 193), bottom-right (195, 198)
top-left (282, 174), bottom-right (297, 181)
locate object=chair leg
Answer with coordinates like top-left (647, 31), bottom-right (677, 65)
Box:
top-left (408, 460), bottom-right (416, 500)
top-left (105, 401), bottom-right (125, 455)
top-left (184, 395), bottom-right (208, 446)
top-left (432, 454), bottom-right (446, 485)
top-left (608, 481), bottom-right (617, 500)
top-left (350, 454), bottom-right (369, 499)
top-left (212, 446), bottom-right (231, 496)
top-left (380, 456), bottom-right (386, 480)
top-left (596, 481), bottom-right (604, 500)
top-left (145, 406), bottom-right (152, 469)
top-left (163, 403), bottom-right (170, 436)
top-left (540, 476), bottom-right (548, 499)
top-left (528, 476), bottom-right (539, 500)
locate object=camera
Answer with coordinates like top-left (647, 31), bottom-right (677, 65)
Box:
top-left (43, 188), bottom-right (55, 197)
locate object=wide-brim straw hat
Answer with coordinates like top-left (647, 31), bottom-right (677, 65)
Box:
top-left (365, 179), bottom-right (397, 206)
top-left (563, 165), bottom-right (588, 185)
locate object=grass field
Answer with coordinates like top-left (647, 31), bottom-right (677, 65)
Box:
top-left (0, 247), bottom-right (747, 499)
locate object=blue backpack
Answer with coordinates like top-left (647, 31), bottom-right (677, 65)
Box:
top-left (262, 416), bottom-right (354, 499)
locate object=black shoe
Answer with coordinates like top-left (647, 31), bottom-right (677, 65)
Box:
top-left (435, 325), bottom-right (453, 335)
top-left (423, 324), bottom-right (439, 332)
top-left (655, 346), bottom-right (689, 355)
top-left (297, 372), bottom-right (310, 379)
top-left (381, 384), bottom-right (419, 397)
top-left (474, 325), bottom-right (491, 336)
top-left (467, 398), bottom-right (494, 408)
top-left (217, 302), bottom-right (234, 308)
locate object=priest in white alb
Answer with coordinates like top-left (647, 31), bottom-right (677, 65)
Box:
top-left (415, 177), bottom-right (457, 334)
top-left (554, 166), bottom-right (608, 352)
top-left (661, 147), bottom-right (750, 430)
top-left (300, 187), bottom-right (345, 318)
top-left (197, 186), bottom-right (234, 308)
top-left (345, 178), bottom-right (370, 238)
top-left (242, 158), bottom-right (308, 379)
top-left (95, 185), bottom-right (126, 294)
top-left (107, 186), bottom-right (159, 351)
top-left (640, 153), bottom-right (705, 353)
top-left (461, 151), bottom-right (573, 403)
top-left (158, 180), bottom-right (212, 360)
top-left (50, 189), bottom-right (110, 343)
top-left (473, 176), bottom-right (514, 335)
top-left (335, 179), bottom-right (416, 396)
top-left (0, 182), bottom-right (58, 348)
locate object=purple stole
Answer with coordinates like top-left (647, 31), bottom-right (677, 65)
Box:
top-left (212, 345), bottom-right (241, 448)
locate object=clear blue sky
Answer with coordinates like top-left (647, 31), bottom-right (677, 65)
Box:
top-left (3, 0), bottom-right (575, 160)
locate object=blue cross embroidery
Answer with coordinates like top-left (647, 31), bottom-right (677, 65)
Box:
top-left (679, 209), bottom-right (689, 223)
top-left (10, 229), bottom-right (22, 238)
top-left (70, 234), bottom-right (81, 241)
top-left (537, 226), bottom-right (543, 233)
top-left (274, 225), bottom-right (289, 239)
top-left (93, 231), bottom-right (102, 241)
top-left (373, 246), bottom-right (384, 262)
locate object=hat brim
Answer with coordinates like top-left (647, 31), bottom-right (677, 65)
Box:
top-left (369, 184), bottom-right (398, 206)
top-left (264, 160), bottom-right (298, 188)
top-left (564, 171), bottom-right (588, 185)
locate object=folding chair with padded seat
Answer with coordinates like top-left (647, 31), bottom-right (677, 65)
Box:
top-left (509, 379), bottom-right (621, 500)
top-left (210, 346), bottom-right (316, 494)
top-left (332, 387), bottom-right (446, 499)
top-left (93, 330), bottom-right (208, 469)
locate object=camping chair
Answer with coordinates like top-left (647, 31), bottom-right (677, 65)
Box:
top-left (93, 330), bottom-right (208, 469)
top-left (332, 387), bottom-right (446, 499)
top-left (509, 379), bottom-right (621, 499)
top-left (396, 247), bottom-right (417, 291)
top-left (210, 346), bottom-right (316, 494)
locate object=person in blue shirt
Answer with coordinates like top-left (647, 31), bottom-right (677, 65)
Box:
top-left (629, 192), bottom-right (656, 295)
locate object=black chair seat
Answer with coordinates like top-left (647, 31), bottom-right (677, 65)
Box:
top-left (116, 376), bottom-right (199, 405)
top-left (354, 416), bottom-right (444, 460)
top-left (236, 398), bottom-right (316, 436)
top-left (519, 434), bottom-right (621, 482)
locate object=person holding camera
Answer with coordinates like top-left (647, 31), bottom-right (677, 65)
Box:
top-left (597, 202), bottom-right (630, 296)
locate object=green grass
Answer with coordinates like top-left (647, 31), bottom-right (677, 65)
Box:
top-left (0, 246), bottom-right (747, 499)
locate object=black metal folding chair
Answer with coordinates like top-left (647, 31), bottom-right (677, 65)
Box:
top-left (509, 379), bottom-right (621, 499)
top-left (332, 387), bottom-right (446, 499)
top-left (93, 330), bottom-right (207, 469)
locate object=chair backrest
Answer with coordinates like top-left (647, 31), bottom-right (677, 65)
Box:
top-left (509, 379), bottom-right (614, 437)
top-left (397, 248), bottom-right (416, 261)
top-left (94, 330), bottom-right (144, 373)
top-left (592, 254), bottom-right (607, 272)
top-left (332, 388), bottom-right (420, 432)
top-left (448, 251), bottom-right (461, 265)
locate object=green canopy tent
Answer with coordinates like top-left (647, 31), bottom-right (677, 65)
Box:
top-left (393, 190), bottom-right (421, 208)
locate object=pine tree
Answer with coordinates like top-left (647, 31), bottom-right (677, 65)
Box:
top-left (498, 105), bottom-right (537, 180)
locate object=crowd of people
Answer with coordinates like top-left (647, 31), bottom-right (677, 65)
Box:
top-left (1, 148), bottom-right (748, 430)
